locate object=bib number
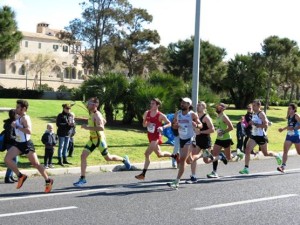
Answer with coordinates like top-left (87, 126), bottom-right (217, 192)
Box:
top-left (179, 126), bottom-right (188, 136)
top-left (147, 123), bottom-right (156, 133)
top-left (287, 130), bottom-right (295, 136)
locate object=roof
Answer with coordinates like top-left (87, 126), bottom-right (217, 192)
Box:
top-left (21, 31), bottom-right (60, 41)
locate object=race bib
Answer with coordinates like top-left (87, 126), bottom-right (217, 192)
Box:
top-left (15, 135), bottom-right (21, 142)
top-left (287, 130), bottom-right (295, 136)
top-left (217, 129), bottom-right (223, 138)
top-left (147, 123), bottom-right (156, 133)
top-left (179, 126), bottom-right (188, 136)
top-left (252, 126), bottom-right (259, 136)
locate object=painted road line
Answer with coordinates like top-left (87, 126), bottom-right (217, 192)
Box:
top-left (0, 188), bottom-right (111, 202)
top-left (0, 206), bottom-right (77, 218)
top-left (193, 194), bottom-right (298, 211)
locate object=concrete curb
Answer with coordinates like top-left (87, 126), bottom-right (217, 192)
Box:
top-left (0, 150), bottom-right (298, 178)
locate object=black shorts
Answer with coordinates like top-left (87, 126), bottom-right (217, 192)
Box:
top-left (14, 140), bottom-right (35, 155)
top-left (196, 135), bottom-right (211, 149)
top-left (250, 135), bottom-right (268, 145)
top-left (215, 139), bottom-right (234, 148)
top-left (179, 138), bottom-right (192, 148)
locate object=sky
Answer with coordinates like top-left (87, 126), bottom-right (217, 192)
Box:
top-left (1, 0), bottom-right (300, 60)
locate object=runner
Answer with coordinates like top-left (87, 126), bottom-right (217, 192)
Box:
top-left (206, 103), bottom-right (233, 179)
top-left (277, 103), bottom-right (300, 173)
top-left (167, 97), bottom-right (201, 189)
top-left (4, 99), bottom-right (53, 193)
top-left (135, 98), bottom-right (175, 180)
top-left (185, 101), bottom-right (227, 183)
top-left (73, 97), bottom-right (131, 187)
top-left (239, 99), bottom-right (282, 174)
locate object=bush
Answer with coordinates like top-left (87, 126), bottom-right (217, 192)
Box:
top-left (0, 88), bottom-right (43, 99)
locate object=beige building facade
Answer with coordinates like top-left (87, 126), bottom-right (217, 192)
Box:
top-left (0, 23), bottom-right (86, 90)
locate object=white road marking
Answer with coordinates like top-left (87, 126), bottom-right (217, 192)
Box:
top-left (193, 194), bottom-right (298, 211)
top-left (0, 206), bottom-right (77, 218)
top-left (0, 188), bottom-right (111, 201)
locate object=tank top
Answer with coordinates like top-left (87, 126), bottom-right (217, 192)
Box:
top-left (88, 111), bottom-right (105, 139)
top-left (251, 111), bottom-right (265, 136)
top-left (199, 114), bottom-right (209, 137)
top-left (146, 111), bottom-right (162, 134)
top-left (216, 114), bottom-right (231, 140)
top-left (177, 110), bottom-right (194, 139)
top-left (15, 115), bottom-right (31, 142)
top-left (287, 115), bottom-right (299, 136)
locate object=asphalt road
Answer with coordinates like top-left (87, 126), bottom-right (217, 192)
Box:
top-left (1, 156), bottom-right (300, 225)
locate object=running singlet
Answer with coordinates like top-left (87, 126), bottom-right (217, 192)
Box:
top-left (251, 112), bottom-right (265, 136)
top-left (199, 114), bottom-right (209, 136)
top-left (146, 111), bottom-right (162, 143)
top-left (287, 115), bottom-right (300, 136)
top-left (89, 111), bottom-right (105, 139)
top-left (216, 114), bottom-right (231, 140)
top-left (15, 115), bottom-right (31, 142)
top-left (177, 110), bottom-right (194, 140)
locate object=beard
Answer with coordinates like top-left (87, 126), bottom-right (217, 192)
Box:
top-left (181, 105), bottom-right (188, 111)
top-left (216, 109), bottom-right (222, 114)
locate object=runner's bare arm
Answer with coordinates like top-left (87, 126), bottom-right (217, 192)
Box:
top-left (142, 111), bottom-right (149, 127)
top-left (222, 115), bottom-right (233, 133)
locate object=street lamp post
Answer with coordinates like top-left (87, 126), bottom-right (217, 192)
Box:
top-left (24, 59), bottom-right (30, 90)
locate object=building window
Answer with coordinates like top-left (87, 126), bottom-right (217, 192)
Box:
top-left (53, 45), bottom-right (59, 52)
top-left (25, 41), bottom-right (28, 47)
top-left (38, 43), bottom-right (42, 49)
top-left (63, 46), bottom-right (68, 52)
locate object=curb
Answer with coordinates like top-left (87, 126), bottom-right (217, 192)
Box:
top-left (0, 150), bottom-right (298, 178)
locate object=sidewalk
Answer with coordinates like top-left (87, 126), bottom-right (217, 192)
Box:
top-left (0, 150), bottom-right (298, 177)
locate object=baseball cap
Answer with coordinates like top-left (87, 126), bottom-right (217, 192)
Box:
top-left (181, 97), bottom-right (192, 105)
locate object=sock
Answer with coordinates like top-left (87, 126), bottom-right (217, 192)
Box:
top-left (282, 163), bottom-right (286, 168)
top-left (80, 176), bottom-right (85, 180)
top-left (142, 169), bottom-right (147, 175)
top-left (245, 165), bottom-right (249, 168)
top-left (175, 179), bottom-right (180, 184)
top-left (46, 179), bottom-right (51, 183)
top-left (18, 172), bottom-right (23, 178)
top-left (213, 161), bottom-right (218, 171)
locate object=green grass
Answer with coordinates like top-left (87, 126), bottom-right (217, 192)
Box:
top-left (0, 99), bottom-right (289, 171)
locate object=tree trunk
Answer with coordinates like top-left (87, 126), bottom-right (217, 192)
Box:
top-left (104, 103), bottom-right (114, 125)
top-left (289, 84), bottom-right (295, 103)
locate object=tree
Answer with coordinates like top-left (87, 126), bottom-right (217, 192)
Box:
top-left (261, 36), bottom-right (298, 112)
top-left (63, 0), bottom-right (132, 75)
top-left (114, 8), bottom-right (160, 76)
top-left (0, 6), bottom-right (23, 59)
top-left (223, 53), bottom-right (266, 108)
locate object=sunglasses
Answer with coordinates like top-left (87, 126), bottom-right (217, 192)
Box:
top-left (65, 107), bottom-right (71, 110)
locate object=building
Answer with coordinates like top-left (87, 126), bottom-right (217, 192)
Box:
top-left (0, 23), bottom-right (86, 90)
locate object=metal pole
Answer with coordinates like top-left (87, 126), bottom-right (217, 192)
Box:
top-left (26, 68), bottom-right (28, 90)
top-left (191, 0), bottom-right (201, 109)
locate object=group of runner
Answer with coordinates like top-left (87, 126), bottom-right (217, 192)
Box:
top-left (3, 97), bottom-right (300, 192)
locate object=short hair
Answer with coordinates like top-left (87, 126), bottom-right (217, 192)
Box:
top-left (47, 123), bottom-right (53, 128)
top-left (17, 99), bottom-right (29, 110)
top-left (89, 97), bottom-right (99, 104)
top-left (252, 99), bottom-right (261, 106)
top-left (152, 98), bottom-right (162, 106)
top-left (289, 103), bottom-right (297, 112)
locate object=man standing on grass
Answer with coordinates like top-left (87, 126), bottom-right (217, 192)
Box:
top-left (4, 99), bottom-right (53, 193)
top-left (239, 99), bottom-right (282, 174)
top-left (73, 97), bottom-right (131, 187)
top-left (135, 98), bottom-right (176, 180)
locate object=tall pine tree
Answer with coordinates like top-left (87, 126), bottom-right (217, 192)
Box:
top-left (0, 6), bottom-right (23, 59)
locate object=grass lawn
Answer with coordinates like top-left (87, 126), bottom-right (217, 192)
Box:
top-left (0, 99), bottom-right (289, 171)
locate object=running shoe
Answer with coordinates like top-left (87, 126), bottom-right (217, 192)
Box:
top-left (73, 178), bottom-right (87, 187)
top-left (135, 173), bottom-right (145, 180)
top-left (185, 175), bottom-right (197, 184)
top-left (277, 166), bottom-right (285, 173)
top-left (219, 152), bottom-right (228, 165)
top-left (206, 171), bottom-right (219, 178)
top-left (123, 155), bottom-right (131, 170)
top-left (167, 180), bottom-right (179, 189)
top-left (275, 154), bottom-right (282, 166)
top-left (16, 174), bottom-right (28, 189)
top-left (239, 167), bottom-right (249, 174)
top-left (45, 179), bottom-right (54, 193)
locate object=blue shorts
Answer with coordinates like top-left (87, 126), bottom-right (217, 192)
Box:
top-left (285, 135), bottom-right (300, 144)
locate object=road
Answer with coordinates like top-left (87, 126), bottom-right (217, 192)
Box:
top-left (1, 156), bottom-right (300, 225)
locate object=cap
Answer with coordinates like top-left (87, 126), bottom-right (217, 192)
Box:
top-left (62, 103), bottom-right (72, 109)
top-left (181, 97), bottom-right (192, 105)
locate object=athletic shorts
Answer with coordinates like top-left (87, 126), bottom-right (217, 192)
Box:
top-left (214, 139), bottom-right (234, 148)
top-left (285, 135), bottom-right (300, 144)
top-left (147, 132), bottom-right (163, 145)
top-left (196, 135), bottom-right (211, 149)
top-left (14, 140), bottom-right (35, 155)
top-left (250, 135), bottom-right (268, 145)
top-left (84, 137), bottom-right (108, 156)
top-left (180, 138), bottom-right (192, 148)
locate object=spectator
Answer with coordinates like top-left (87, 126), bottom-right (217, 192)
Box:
top-left (41, 123), bottom-right (58, 169)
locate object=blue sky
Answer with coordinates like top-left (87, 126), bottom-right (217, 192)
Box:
top-left (1, 0), bottom-right (300, 60)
